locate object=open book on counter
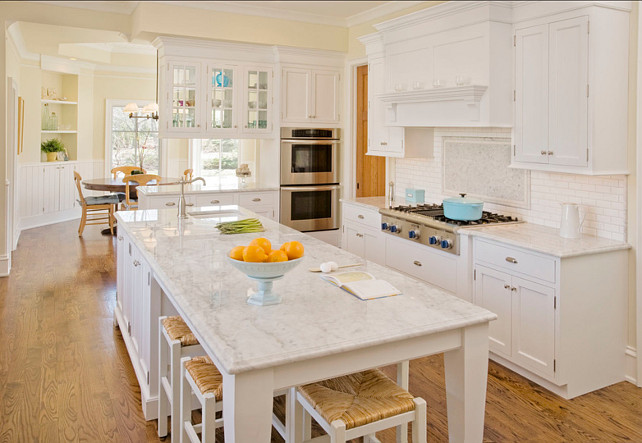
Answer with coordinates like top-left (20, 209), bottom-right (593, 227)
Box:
top-left (320, 271), bottom-right (401, 300)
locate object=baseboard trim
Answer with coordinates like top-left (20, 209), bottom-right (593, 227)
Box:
top-left (625, 346), bottom-right (637, 384)
top-left (0, 254), bottom-right (10, 277)
top-left (20, 209), bottom-right (81, 232)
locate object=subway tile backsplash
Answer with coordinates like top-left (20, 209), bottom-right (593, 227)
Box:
top-left (394, 128), bottom-right (627, 241)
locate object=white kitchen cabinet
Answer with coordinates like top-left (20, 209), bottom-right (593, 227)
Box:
top-left (164, 61), bottom-right (202, 134)
top-left (513, 5), bottom-right (630, 174)
top-left (239, 191), bottom-right (278, 221)
top-left (341, 202), bottom-right (385, 266)
top-left (43, 163), bottom-right (76, 214)
top-left (473, 236), bottom-right (628, 399)
top-left (281, 66), bottom-right (340, 125)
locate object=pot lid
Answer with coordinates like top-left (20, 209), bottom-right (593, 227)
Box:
top-left (443, 193), bottom-right (483, 205)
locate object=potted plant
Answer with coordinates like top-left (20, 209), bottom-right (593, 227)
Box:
top-left (41, 138), bottom-right (65, 162)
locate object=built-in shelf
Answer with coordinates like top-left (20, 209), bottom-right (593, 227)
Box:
top-left (41, 130), bottom-right (78, 134)
top-left (378, 85), bottom-right (488, 105)
top-left (41, 99), bottom-right (78, 105)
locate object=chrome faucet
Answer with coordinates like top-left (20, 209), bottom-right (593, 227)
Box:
top-left (178, 176), bottom-right (206, 218)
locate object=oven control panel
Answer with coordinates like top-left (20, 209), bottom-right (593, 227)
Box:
top-left (380, 216), bottom-right (459, 255)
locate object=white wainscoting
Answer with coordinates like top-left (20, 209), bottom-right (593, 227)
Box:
top-left (18, 160), bottom-right (105, 232)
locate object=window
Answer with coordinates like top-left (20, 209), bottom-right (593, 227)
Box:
top-left (106, 100), bottom-right (160, 174)
top-left (191, 139), bottom-right (239, 185)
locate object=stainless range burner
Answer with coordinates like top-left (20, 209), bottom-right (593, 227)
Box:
top-left (379, 203), bottom-right (521, 255)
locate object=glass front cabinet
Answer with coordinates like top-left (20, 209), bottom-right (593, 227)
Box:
top-left (160, 57), bottom-right (273, 138)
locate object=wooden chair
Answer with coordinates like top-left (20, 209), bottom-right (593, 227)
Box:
top-left (183, 168), bottom-right (194, 181)
top-left (111, 165), bottom-right (146, 178)
top-left (158, 316), bottom-right (204, 439)
top-left (121, 173), bottom-right (161, 210)
top-left (73, 171), bottom-right (117, 236)
top-left (292, 369), bottom-right (427, 443)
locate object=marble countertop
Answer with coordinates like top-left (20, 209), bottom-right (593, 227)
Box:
top-left (137, 181), bottom-right (279, 196)
top-left (116, 208), bottom-right (495, 375)
top-left (341, 196), bottom-right (388, 210)
top-left (459, 223), bottom-right (631, 258)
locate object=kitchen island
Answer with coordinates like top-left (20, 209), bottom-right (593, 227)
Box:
top-left (114, 207), bottom-right (496, 442)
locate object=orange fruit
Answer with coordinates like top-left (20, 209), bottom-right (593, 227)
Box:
top-left (243, 245), bottom-right (268, 262)
top-left (229, 245), bottom-right (246, 261)
top-left (249, 237), bottom-right (272, 255)
top-left (266, 250), bottom-right (288, 263)
top-left (282, 241), bottom-right (304, 260)
top-left (280, 241), bottom-right (290, 251)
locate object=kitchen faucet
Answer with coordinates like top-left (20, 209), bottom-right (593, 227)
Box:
top-left (177, 176), bottom-right (206, 218)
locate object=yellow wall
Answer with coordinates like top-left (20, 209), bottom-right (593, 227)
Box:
top-left (19, 64), bottom-right (41, 163)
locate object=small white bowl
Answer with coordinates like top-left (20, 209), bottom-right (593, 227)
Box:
top-left (228, 257), bottom-right (303, 305)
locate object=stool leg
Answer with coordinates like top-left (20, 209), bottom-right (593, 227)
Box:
top-left (170, 340), bottom-right (181, 436)
top-left (288, 387), bottom-right (305, 443)
top-left (412, 398), bottom-right (427, 443)
top-left (158, 319), bottom-right (169, 437)
top-left (397, 360), bottom-right (410, 443)
top-left (202, 394), bottom-right (217, 442)
top-left (180, 357), bottom-right (192, 443)
top-left (330, 419), bottom-right (347, 443)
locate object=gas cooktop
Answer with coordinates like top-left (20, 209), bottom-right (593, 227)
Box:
top-left (379, 203), bottom-right (521, 255)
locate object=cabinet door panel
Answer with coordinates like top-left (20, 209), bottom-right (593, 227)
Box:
top-left (363, 230), bottom-right (385, 266)
top-left (512, 276), bottom-right (556, 379)
top-left (165, 61), bottom-right (202, 134)
top-left (474, 265), bottom-right (512, 357)
top-left (59, 165), bottom-right (76, 211)
top-left (313, 71), bottom-right (340, 123)
top-left (367, 59), bottom-right (387, 155)
top-left (243, 67), bottom-right (272, 134)
top-left (343, 224), bottom-right (365, 258)
top-left (206, 64), bottom-right (238, 135)
top-left (515, 24), bottom-right (549, 164)
top-left (548, 16), bottom-right (589, 167)
top-left (282, 68), bottom-right (311, 122)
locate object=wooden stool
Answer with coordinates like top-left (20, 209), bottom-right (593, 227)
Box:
top-left (158, 316), bottom-right (204, 438)
top-left (293, 369), bottom-right (427, 443)
top-left (180, 355), bottom-right (224, 443)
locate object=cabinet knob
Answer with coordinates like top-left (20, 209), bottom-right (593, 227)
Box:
top-left (413, 260), bottom-right (422, 267)
top-left (211, 199), bottom-right (220, 204)
top-left (133, 260), bottom-right (141, 267)
top-left (541, 150), bottom-right (547, 155)
top-left (511, 287), bottom-right (517, 292)
top-left (358, 214), bottom-right (364, 219)
top-left (504, 284), bottom-right (510, 289)
top-left (505, 257), bottom-right (518, 264)
top-left (381, 141), bottom-right (388, 146)
top-left (308, 115), bottom-right (313, 119)
top-left (165, 202), bottom-right (176, 206)
top-left (197, 124), bottom-right (201, 128)
top-left (547, 151), bottom-right (554, 156)
top-left (117, 236), bottom-right (123, 241)
top-left (252, 198), bottom-right (261, 202)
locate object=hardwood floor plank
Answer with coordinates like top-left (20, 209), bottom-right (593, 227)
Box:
top-left (0, 220), bottom-right (640, 442)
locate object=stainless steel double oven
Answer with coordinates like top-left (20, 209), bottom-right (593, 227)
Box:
top-left (280, 128), bottom-right (340, 232)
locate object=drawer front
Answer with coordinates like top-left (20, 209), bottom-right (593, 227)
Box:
top-left (193, 193), bottom-right (236, 207)
top-left (239, 191), bottom-right (276, 208)
top-left (342, 203), bottom-right (381, 229)
top-left (148, 196), bottom-right (194, 209)
top-left (385, 236), bottom-right (457, 294)
top-left (475, 239), bottom-right (556, 283)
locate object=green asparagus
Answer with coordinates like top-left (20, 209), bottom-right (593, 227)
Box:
top-left (215, 218), bottom-right (264, 234)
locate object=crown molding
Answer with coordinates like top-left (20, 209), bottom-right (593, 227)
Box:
top-left (346, 1), bottom-right (426, 27)
top-left (7, 23), bottom-right (39, 62)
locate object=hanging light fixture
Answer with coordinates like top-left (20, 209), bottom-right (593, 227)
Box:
top-left (125, 49), bottom-right (159, 120)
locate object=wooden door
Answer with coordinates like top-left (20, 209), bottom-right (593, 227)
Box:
top-left (548, 16), bottom-right (589, 167)
top-left (514, 24), bottom-right (549, 164)
top-left (356, 64), bottom-right (385, 197)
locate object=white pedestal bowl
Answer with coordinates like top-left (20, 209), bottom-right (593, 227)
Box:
top-left (227, 257), bottom-right (303, 306)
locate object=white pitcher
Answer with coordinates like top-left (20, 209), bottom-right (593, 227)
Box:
top-left (560, 203), bottom-right (585, 238)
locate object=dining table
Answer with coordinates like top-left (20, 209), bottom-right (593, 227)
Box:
top-left (82, 176), bottom-right (180, 234)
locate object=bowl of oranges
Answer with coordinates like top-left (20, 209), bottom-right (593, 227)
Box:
top-left (228, 237), bottom-right (304, 305)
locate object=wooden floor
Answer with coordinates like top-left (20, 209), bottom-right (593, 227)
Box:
top-left (0, 220), bottom-right (640, 442)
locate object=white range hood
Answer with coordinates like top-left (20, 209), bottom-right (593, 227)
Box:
top-left (366, 1), bottom-right (513, 128)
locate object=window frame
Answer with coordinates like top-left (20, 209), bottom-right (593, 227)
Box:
top-left (104, 99), bottom-right (164, 176)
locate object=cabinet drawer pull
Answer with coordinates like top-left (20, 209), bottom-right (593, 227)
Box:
top-left (210, 199), bottom-right (220, 204)
top-left (504, 284), bottom-right (510, 289)
top-left (252, 198), bottom-right (261, 202)
top-left (355, 233), bottom-right (364, 238)
top-left (547, 150), bottom-right (554, 156)
top-left (186, 203), bottom-right (194, 206)
top-left (165, 202), bottom-right (176, 206)
top-left (505, 257), bottom-right (518, 264)
top-left (380, 142), bottom-right (388, 146)
top-left (511, 287), bottom-right (517, 292)
top-left (133, 260), bottom-right (141, 267)
top-left (357, 214), bottom-right (365, 219)
top-left (541, 150), bottom-right (547, 155)
top-left (413, 260), bottom-right (422, 267)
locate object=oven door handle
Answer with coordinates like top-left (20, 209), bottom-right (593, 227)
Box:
top-left (281, 185), bottom-right (341, 192)
top-left (280, 140), bottom-right (341, 145)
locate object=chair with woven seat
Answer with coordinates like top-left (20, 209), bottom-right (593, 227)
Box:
top-left (111, 165), bottom-right (146, 178)
top-left (158, 316), bottom-right (204, 439)
top-left (73, 171), bottom-right (117, 236)
top-left (122, 173), bottom-right (161, 210)
top-left (292, 368), bottom-right (427, 443)
top-left (183, 168), bottom-right (194, 181)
